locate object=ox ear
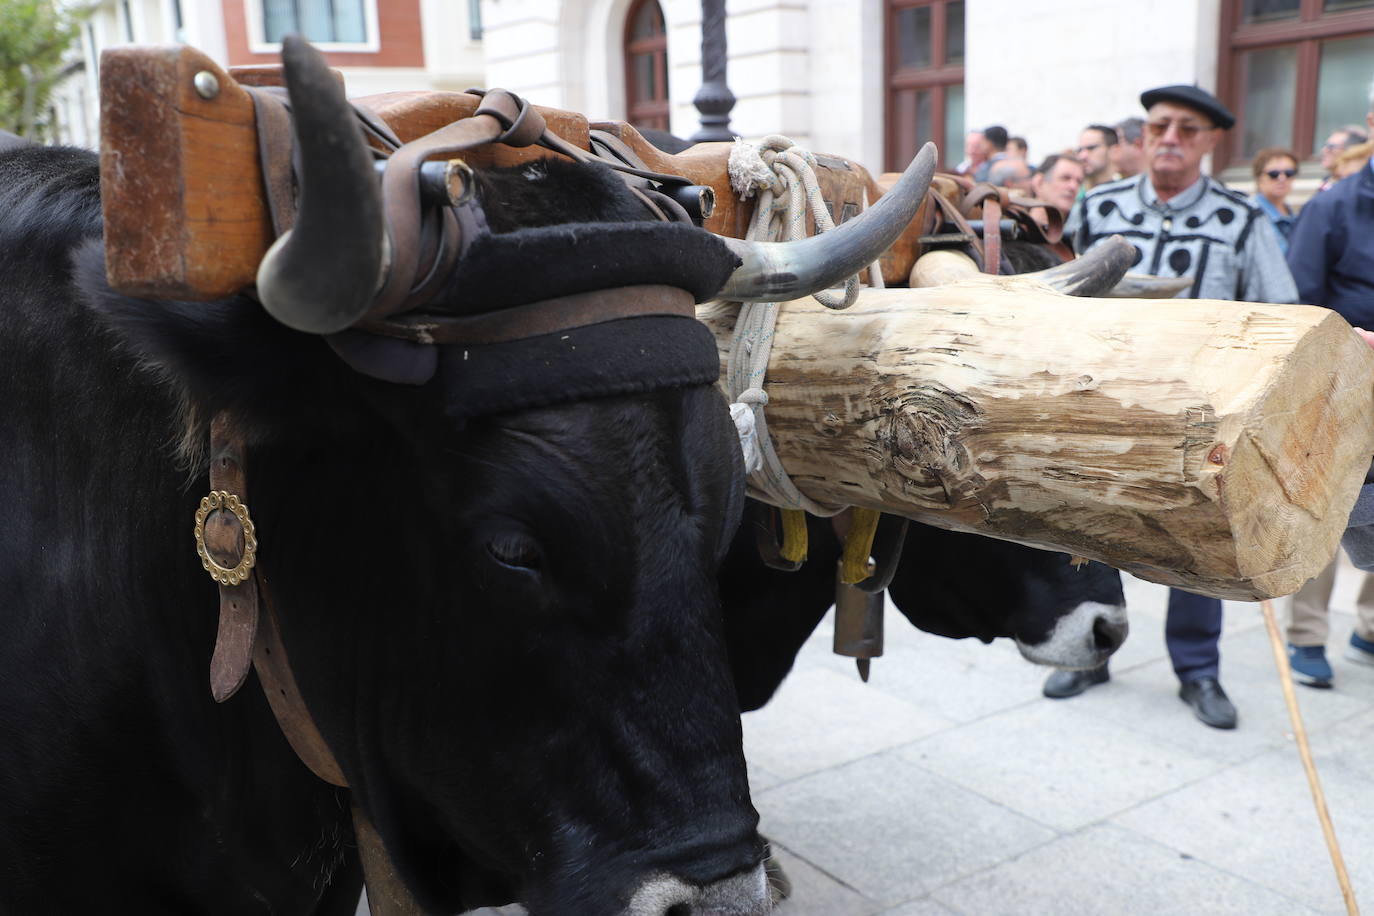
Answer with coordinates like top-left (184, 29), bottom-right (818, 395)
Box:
top-left (76, 240), bottom-right (359, 444)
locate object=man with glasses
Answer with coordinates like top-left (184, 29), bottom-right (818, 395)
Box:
top-left (1317, 124), bottom-right (1368, 192)
top-left (1053, 84), bottom-right (1297, 731)
top-left (1075, 123), bottom-right (1118, 190)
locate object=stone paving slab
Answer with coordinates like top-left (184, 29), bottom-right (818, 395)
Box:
top-left (765, 843), bottom-right (885, 916)
top-left (875, 898), bottom-right (960, 916)
top-left (898, 700), bottom-right (1218, 832)
top-left (754, 752), bottom-right (1057, 907)
top-left (741, 665), bottom-right (956, 783)
top-left (1112, 740), bottom-right (1374, 911)
top-left (756, 568), bottom-right (1374, 915)
top-left (928, 822), bottom-right (1326, 916)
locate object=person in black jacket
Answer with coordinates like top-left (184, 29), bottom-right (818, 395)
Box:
top-left (1287, 109), bottom-right (1374, 326)
top-left (1285, 86), bottom-right (1374, 675)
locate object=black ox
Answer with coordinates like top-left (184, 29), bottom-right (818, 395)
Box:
top-left (0, 37), bottom-right (1128, 914)
top-left (0, 39), bottom-right (944, 915)
top-left (719, 512), bottom-right (1127, 713)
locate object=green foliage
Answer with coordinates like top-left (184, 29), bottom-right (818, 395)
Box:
top-left (0, 0), bottom-right (93, 140)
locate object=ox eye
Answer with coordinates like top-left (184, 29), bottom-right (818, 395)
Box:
top-left (486, 531), bottom-right (543, 572)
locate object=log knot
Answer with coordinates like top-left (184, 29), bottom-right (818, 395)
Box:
top-left (864, 384), bottom-right (985, 508)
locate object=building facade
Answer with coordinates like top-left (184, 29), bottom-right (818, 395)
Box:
top-left (48, 0), bottom-right (1374, 184)
top-left (52, 0), bottom-right (485, 148)
top-left (482, 0), bottom-right (1374, 184)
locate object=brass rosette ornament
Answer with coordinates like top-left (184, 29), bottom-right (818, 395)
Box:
top-left (194, 491), bottom-right (258, 586)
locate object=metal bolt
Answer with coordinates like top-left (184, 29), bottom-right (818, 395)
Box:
top-left (193, 70), bottom-right (220, 100)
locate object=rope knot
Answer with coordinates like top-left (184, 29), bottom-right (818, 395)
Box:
top-left (728, 401), bottom-right (763, 474)
top-left (728, 138), bottom-right (777, 200)
top-left (737, 387), bottom-right (769, 406)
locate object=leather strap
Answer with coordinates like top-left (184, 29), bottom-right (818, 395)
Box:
top-left (929, 189), bottom-right (984, 264)
top-left (982, 196), bottom-right (1003, 274)
top-left (252, 572), bottom-right (348, 787)
top-left (208, 415), bottom-right (260, 703)
top-left (248, 88), bottom-right (298, 237)
top-left (358, 284), bottom-right (695, 346)
top-left (202, 418), bottom-right (427, 913)
top-left (353, 804), bottom-right (427, 915)
top-left (371, 89), bottom-right (551, 321)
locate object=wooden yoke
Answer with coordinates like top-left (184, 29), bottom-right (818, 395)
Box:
top-left (98, 45), bottom-right (913, 300)
top-left (101, 46), bottom-right (271, 299)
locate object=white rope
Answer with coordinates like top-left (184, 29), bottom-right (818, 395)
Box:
top-left (724, 135), bottom-right (870, 516)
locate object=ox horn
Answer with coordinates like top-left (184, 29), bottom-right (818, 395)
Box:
top-left (256, 36), bottom-right (386, 334)
top-left (1020, 234), bottom-right (1135, 297)
top-left (717, 142), bottom-right (938, 302)
top-left (1106, 273), bottom-right (1192, 299)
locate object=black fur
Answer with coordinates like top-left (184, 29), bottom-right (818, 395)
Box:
top-left (1, 144), bottom-right (760, 914)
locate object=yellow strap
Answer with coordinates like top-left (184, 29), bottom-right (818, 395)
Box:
top-left (840, 507), bottom-right (882, 585)
top-left (778, 509), bottom-right (809, 564)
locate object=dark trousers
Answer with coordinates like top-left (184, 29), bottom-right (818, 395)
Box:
top-left (1165, 588), bottom-right (1222, 683)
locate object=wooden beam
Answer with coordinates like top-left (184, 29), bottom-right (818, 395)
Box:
top-left (98, 45), bottom-right (906, 299)
top-left (699, 283), bottom-right (1374, 600)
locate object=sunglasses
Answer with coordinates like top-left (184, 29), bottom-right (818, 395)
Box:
top-left (1265, 168), bottom-right (1297, 179)
top-left (1145, 120), bottom-right (1215, 139)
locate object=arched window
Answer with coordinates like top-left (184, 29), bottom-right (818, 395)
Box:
top-left (885, 0), bottom-right (965, 171)
top-left (624, 0), bottom-right (670, 131)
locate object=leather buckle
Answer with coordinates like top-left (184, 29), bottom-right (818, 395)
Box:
top-left (194, 490), bottom-right (258, 586)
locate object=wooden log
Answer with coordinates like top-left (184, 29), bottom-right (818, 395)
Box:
top-left (699, 281), bottom-right (1374, 599)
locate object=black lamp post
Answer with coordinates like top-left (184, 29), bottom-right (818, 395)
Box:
top-left (690, 0), bottom-right (736, 141)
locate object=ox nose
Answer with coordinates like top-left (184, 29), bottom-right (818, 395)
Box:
top-left (1092, 611), bottom-right (1129, 654)
top-left (625, 864), bottom-right (770, 916)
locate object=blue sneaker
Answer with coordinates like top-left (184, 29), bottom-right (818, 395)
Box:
top-left (1288, 644), bottom-right (1333, 688)
top-left (1346, 632), bottom-right (1374, 668)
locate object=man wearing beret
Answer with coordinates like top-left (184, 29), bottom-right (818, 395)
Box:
top-left (1055, 84), bottom-right (1298, 730)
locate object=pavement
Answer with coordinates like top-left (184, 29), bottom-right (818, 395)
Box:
top-left (394, 558), bottom-right (1374, 916)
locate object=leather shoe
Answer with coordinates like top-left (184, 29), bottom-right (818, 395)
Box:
top-left (1178, 677), bottom-right (1237, 729)
top-left (1042, 664), bottom-right (1109, 699)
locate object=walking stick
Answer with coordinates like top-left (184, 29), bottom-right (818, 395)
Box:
top-left (1259, 599), bottom-right (1359, 915)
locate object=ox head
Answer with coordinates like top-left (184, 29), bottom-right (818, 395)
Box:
top-left (720, 513), bottom-right (1127, 712)
top-left (886, 524), bottom-right (1127, 670)
top-left (87, 37), bottom-right (934, 915)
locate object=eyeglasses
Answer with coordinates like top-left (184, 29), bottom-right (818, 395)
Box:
top-left (1076, 143), bottom-right (1102, 154)
top-left (1145, 120), bottom-right (1215, 140)
top-left (1265, 168), bottom-right (1297, 179)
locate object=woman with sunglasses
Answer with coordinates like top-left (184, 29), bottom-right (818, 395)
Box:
top-left (1249, 147), bottom-right (1299, 254)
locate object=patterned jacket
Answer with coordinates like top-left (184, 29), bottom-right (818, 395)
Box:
top-left (1067, 173), bottom-right (1297, 303)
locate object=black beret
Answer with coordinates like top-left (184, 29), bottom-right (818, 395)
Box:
top-left (1139, 84), bottom-right (1235, 129)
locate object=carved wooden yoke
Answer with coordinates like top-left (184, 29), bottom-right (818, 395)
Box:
top-left (99, 44), bottom-right (917, 300)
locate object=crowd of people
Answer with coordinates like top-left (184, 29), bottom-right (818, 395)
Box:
top-left (959, 83), bottom-right (1374, 731)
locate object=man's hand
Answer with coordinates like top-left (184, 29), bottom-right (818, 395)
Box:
top-left (1356, 327), bottom-right (1374, 351)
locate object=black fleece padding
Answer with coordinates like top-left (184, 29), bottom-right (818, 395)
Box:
top-left (433, 222), bottom-right (741, 313)
top-left (439, 314), bottom-right (721, 419)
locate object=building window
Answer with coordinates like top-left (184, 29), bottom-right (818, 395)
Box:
top-left (885, 0), bottom-right (964, 172)
top-left (1217, 0), bottom-right (1374, 167)
top-left (170, 0), bottom-right (187, 43)
top-left (251, 0), bottom-right (378, 50)
top-left (624, 0), bottom-right (669, 132)
top-left (468, 0), bottom-right (482, 40)
top-left (120, 0), bottom-right (135, 41)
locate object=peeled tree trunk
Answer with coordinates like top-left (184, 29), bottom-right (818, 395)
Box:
top-left (699, 278), bottom-right (1374, 600)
